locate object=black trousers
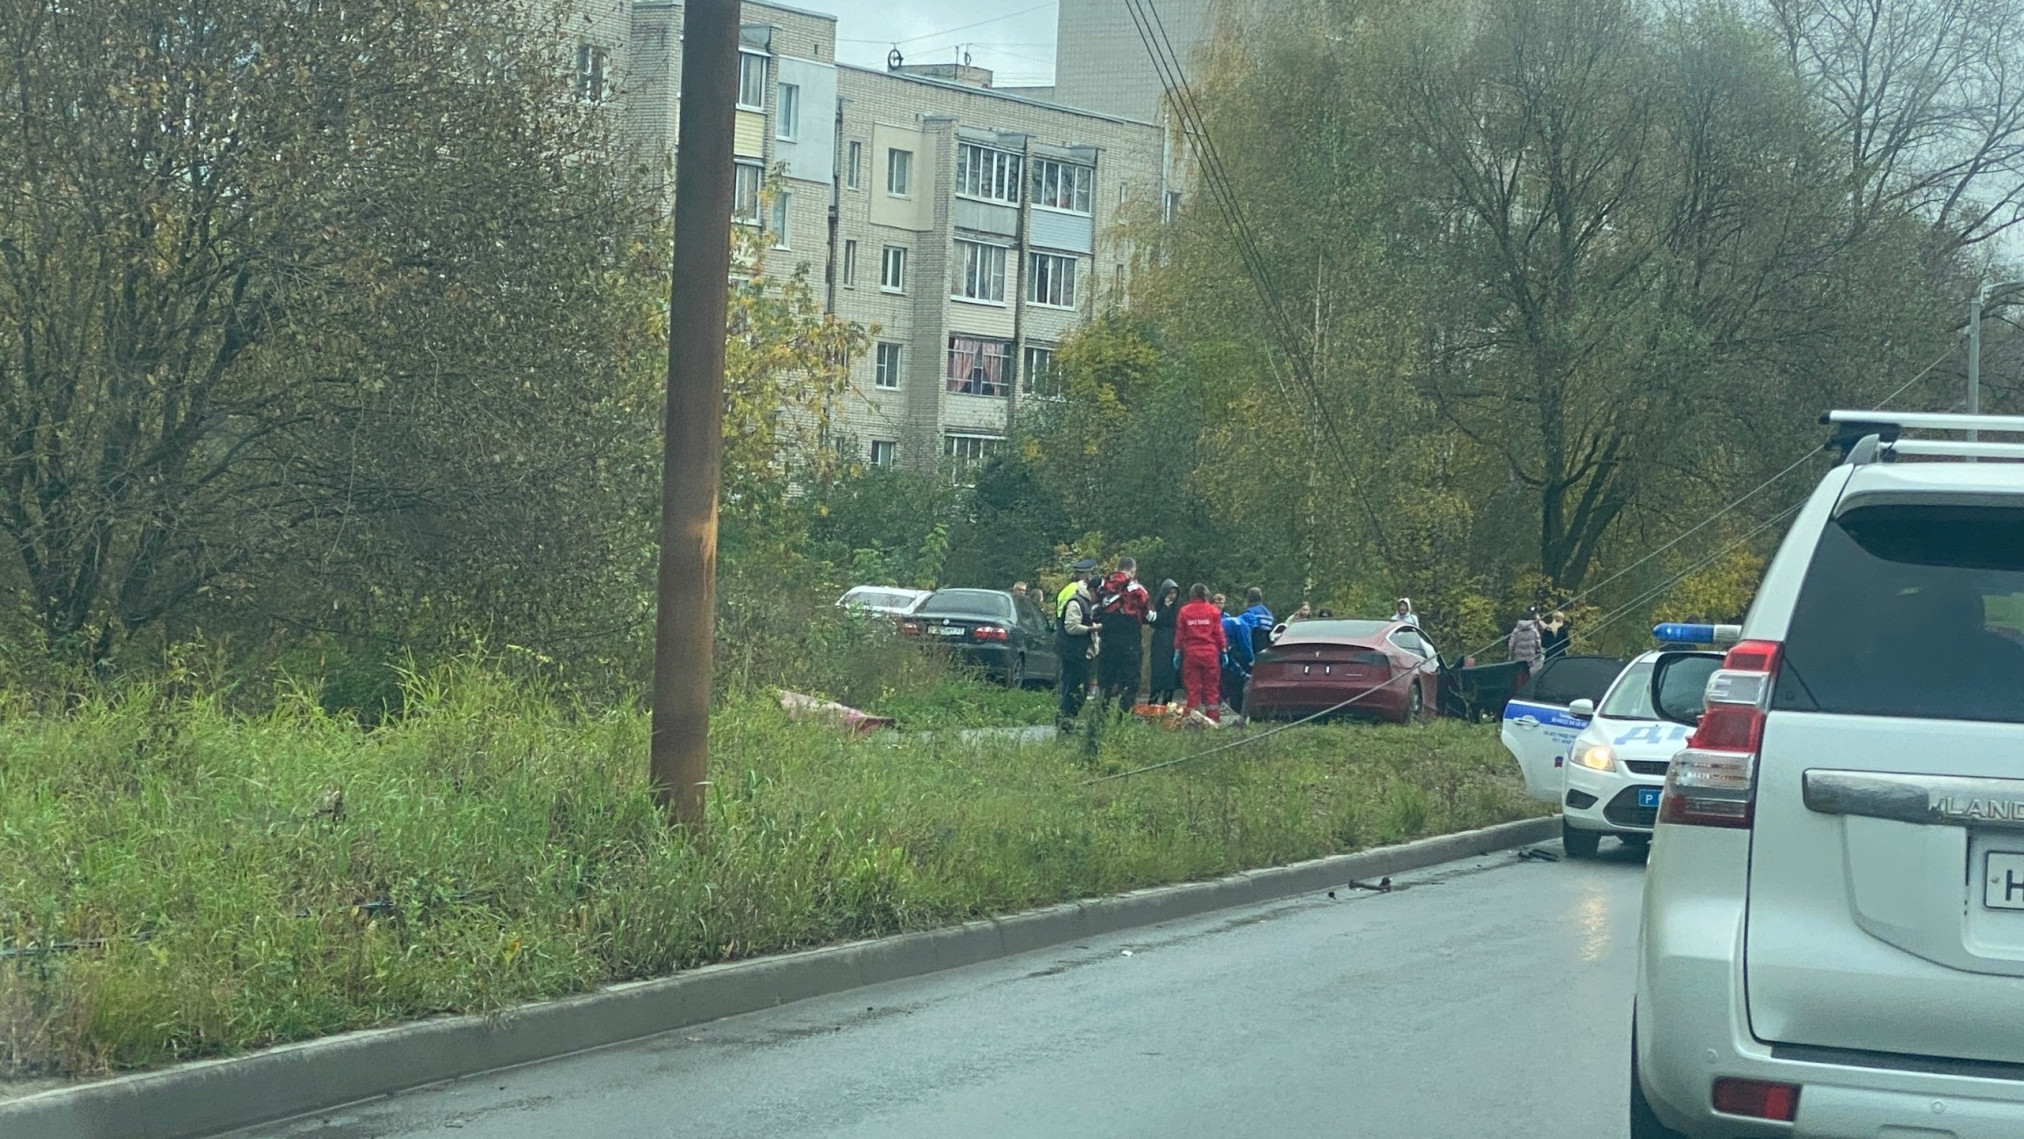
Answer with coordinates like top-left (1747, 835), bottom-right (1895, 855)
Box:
top-left (1058, 652), bottom-right (1092, 725)
top-left (1098, 647), bottom-right (1142, 710)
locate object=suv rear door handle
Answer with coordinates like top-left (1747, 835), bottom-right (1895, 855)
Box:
top-left (1805, 769), bottom-right (2024, 831)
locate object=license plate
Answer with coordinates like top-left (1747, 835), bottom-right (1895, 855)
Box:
top-left (1985, 853), bottom-right (2024, 910)
top-left (932, 626), bottom-right (965, 637)
top-left (1636, 786), bottom-right (1663, 809)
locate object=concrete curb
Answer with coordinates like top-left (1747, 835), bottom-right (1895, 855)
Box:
top-left (4, 815), bottom-right (1558, 1139)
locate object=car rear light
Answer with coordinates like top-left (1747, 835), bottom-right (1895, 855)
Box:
top-left (1659, 640), bottom-right (1780, 830)
top-left (971, 625), bottom-right (1009, 642)
top-left (1711, 1077), bottom-right (1799, 1122)
top-left (898, 619), bottom-right (923, 636)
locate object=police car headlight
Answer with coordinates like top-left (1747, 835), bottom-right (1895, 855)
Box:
top-left (1573, 744), bottom-right (1617, 772)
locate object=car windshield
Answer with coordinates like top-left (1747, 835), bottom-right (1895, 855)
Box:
top-left (847, 590), bottom-right (910, 609)
top-left (917, 590), bottom-right (1014, 620)
top-left (1598, 662), bottom-right (1657, 719)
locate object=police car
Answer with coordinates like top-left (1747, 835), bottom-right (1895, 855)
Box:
top-left (1503, 627), bottom-right (1726, 858)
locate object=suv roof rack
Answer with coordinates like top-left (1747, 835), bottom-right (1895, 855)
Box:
top-left (1821, 410), bottom-right (2024, 465)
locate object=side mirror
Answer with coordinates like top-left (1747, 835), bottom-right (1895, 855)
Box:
top-left (1650, 651), bottom-right (1723, 726)
top-left (1568, 698), bottom-right (1595, 720)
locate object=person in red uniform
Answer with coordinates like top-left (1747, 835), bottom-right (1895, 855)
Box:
top-left (1175, 582), bottom-right (1227, 722)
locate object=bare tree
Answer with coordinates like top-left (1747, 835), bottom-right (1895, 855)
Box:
top-left (1768, 0), bottom-right (2024, 252)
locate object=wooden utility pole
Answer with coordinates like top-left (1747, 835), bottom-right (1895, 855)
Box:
top-left (653, 0), bottom-right (740, 825)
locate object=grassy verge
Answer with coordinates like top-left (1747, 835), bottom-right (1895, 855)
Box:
top-left (0, 663), bottom-right (1542, 1079)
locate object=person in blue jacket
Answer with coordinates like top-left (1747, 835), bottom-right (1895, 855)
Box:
top-left (1235, 588), bottom-right (1275, 661)
top-left (1217, 591), bottom-right (1269, 715)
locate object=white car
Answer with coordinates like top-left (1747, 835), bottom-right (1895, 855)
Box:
top-left (836, 585), bottom-right (931, 617)
top-left (1634, 410), bottom-right (2024, 1138)
top-left (1506, 651), bottom-right (1722, 858)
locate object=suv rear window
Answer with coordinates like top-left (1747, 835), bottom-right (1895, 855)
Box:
top-left (1517, 656), bottom-right (1628, 706)
top-left (1776, 504), bottom-right (2024, 723)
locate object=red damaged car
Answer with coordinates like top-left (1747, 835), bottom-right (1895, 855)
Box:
top-left (1243, 619), bottom-right (1443, 724)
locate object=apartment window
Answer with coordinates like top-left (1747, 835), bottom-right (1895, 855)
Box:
top-left (841, 239), bottom-right (857, 287)
top-left (874, 342), bottom-right (903, 389)
top-left (737, 52), bottom-right (766, 110)
top-left (1027, 252), bottom-right (1077, 308)
top-left (733, 162), bottom-right (763, 223)
top-left (776, 82), bottom-right (799, 140)
top-left (1022, 344), bottom-right (1059, 398)
top-left (575, 44), bottom-right (610, 103)
top-left (771, 190), bottom-right (791, 247)
top-left (944, 433), bottom-right (1004, 483)
top-left (880, 245), bottom-right (906, 292)
top-left (846, 141), bottom-right (862, 190)
top-left (954, 240), bottom-right (1008, 304)
top-left (869, 440), bottom-right (897, 467)
top-left (947, 337), bottom-right (1012, 397)
top-left (1032, 159), bottom-right (1093, 213)
top-left (956, 142), bottom-right (1022, 204)
top-left (887, 148), bottom-right (912, 197)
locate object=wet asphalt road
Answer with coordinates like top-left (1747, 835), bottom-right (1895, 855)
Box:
top-left (234, 840), bottom-right (1649, 1139)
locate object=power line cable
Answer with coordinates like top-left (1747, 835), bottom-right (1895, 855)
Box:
top-left (837, 3), bottom-right (1058, 48)
top-left (1084, 494), bottom-right (1807, 785)
top-left (1122, 0), bottom-right (1397, 564)
top-left (1079, 336), bottom-right (1965, 784)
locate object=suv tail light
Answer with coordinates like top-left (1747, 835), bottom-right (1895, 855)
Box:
top-left (1660, 640), bottom-right (1781, 830)
top-left (971, 625), bottom-right (1009, 642)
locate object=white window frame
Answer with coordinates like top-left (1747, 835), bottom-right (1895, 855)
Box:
top-left (869, 440), bottom-right (897, 467)
top-left (956, 142), bottom-right (1022, 205)
top-left (874, 342), bottom-right (903, 389)
top-left (953, 240), bottom-right (1008, 305)
top-left (887, 147), bottom-right (912, 198)
top-left (575, 43), bottom-right (610, 103)
top-left (733, 162), bottom-right (763, 224)
top-left (1031, 158), bottom-right (1094, 214)
top-left (946, 337), bottom-right (1012, 397)
top-left (1026, 252), bottom-right (1077, 309)
top-left (775, 82), bottom-right (799, 140)
top-left (737, 52), bottom-right (767, 111)
top-left (841, 239), bottom-right (857, 287)
top-left (1021, 344), bottom-right (1060, 399)
top-left (846, 140), bottom-right (861, 190)
top-left (943, 433), bottom-right (1005, 483)
top-left (880, 245), bottom-right (907, 293)
top-left (770, 190), bottom-right (791, 248)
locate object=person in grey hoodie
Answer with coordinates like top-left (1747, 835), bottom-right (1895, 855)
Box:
top-left (1507, 608), bottom-right (1544, 675)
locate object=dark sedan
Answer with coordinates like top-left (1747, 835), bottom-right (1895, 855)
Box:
top-left (1244, 619), bottom-right (1442, 724)
top-left (899, 588), bottom-right (1060, 688)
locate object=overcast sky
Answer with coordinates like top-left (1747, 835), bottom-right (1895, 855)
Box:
top-left (817, 0), bottom-right (1060, 87)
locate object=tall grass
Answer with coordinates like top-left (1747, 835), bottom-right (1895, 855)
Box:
top-left (0, 661), bottom-right (1541, 1078)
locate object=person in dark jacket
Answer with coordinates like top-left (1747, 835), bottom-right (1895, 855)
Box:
top-left (1147, 579), bottom-right (1182, 706)
top-left (1095, 557), bottom-right (1151, 714)
top-left (1540, 610), bottom-right (1571, 661)
top-left (1056, 575), bottom-right (1101, 731)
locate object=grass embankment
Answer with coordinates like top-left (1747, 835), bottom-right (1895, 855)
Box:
top-left (0, 665), bottom-right (1542, 1079)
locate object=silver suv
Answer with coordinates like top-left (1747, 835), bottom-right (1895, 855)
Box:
top-left (1634, 411), bottom-right (2024, 1138)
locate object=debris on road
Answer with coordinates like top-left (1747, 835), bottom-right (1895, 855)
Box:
top-left (777, 691), bottom-right (896, 735)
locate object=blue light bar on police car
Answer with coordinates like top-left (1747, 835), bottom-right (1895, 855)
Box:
top-left (1653, 623), bottom-right (1743, 646)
